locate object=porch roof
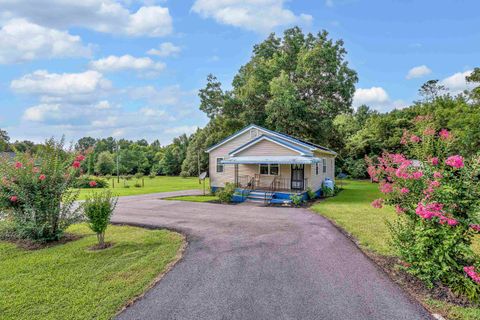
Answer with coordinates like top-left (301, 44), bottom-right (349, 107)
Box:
top-left (221, 156), bottom-right (321, 165)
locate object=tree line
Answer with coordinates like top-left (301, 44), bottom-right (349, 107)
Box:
top-left (2, 27), bottom-right (479, 178)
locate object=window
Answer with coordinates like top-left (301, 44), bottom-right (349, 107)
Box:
top-left (260, 164), bottom-right (269, 174)
top-left (270, 164), bottom-right (279, 176)
top-left (250, 129), bottom-right (258, 139)
top-left (216, 158), bottom-right (224, 173)
top-left (315, 162), bottom-right (319, 175)
top-left (259, 164), bottom-right (279, 175)
top-left (322, 158), bottom-right (327, 173)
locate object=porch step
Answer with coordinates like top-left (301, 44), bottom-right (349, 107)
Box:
top-left (246, 190), bottom-right (273, 203)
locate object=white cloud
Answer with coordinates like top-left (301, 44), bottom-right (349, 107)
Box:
top-left (89, 55), bottom-right (166, 75)
top-left (406, 65), bottom-right (432, 79)
top-left (353, 86), bottom-right (407, 112)
top-left (191, 0), bottom-right (312, 33)
top-left (440, 70), bottom-right (475, 95)
top-left (0, 18), bottom-right (91, 64)
top-left (10, 70), bottom-right (111, 102)
top-left (147, 42), bottom-right (181, 57)
top-left (0, 1), bottom-right (173, 37)
top-left (165, 125), bottom-right (198, 135)
top-left (353, 87), bottom-right (389, 106)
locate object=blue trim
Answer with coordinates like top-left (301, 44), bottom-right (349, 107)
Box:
top-left (228, 134), bottom-right (312, 156)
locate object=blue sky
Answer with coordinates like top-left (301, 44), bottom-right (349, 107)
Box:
top-left (0, 0), bottom-right (478, 145)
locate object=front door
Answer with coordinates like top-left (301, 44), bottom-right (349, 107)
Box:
top-left (291, 164), bottom-right (304, 190)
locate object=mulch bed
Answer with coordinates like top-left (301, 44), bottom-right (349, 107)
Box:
top-left (4, 233), bottom-right (84, 250)
top-left (88, 242), bottom-right (114, 251)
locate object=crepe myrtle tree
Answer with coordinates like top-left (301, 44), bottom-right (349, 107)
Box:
top-left (367, 116), bottom-right (480, 301)
top-left (0, 138), bottom-right (86, 242)
top-left (83, 190), bottom-right (118, 249)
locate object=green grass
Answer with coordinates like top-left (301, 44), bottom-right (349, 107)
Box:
top-left (311, 180), bottom-right (480, 320)
top-left (77, 176), bottom-right (207, 200)
top-left (312, 180), bottom-right (397, 255)
top-left (0, 224), bottom-right (184, 320)
top-left (164, 195), bottom-right (219, 202)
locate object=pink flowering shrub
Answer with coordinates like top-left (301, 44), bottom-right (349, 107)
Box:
top-left (367, 120), bottom-right (480, 300)
top-left (0, 138), bottom-right (85, 242)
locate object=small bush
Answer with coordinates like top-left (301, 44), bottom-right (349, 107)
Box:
top-left (148, 173), bottom-right (156, 179)
top-left (306, 187), bottom-right (316, 200)
top-left (321, 185), bottom-right (334, 197)
top-left (180, 171), bottom-right (189, 178)
top-left (74, 176), bottom-right (108, 189)
top-left (133, 183), bottom-right (142, 188)
top-left (83, 190), bottom-right (118, 249)
top-left (134, 173), bottom-right (144, 180)
top-left (216, 183), bottom-right (236, 203)
top-left (290, 194), bottom-right (304, 206)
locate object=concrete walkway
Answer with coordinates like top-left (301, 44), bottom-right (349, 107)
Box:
top-left (112, 195), bottom-right (432, 320)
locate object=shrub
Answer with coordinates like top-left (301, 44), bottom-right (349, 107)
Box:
top-left (74, 176), bottom-right (108, 188)
top-left (368, 119), bottom-right (480, 300)
top-left (216, 183), bottom-right (236, 203)
top-left (306, 187), bottom-right (316, 200)
top-left (321, 185), bottom-right (334, 197)
top-left (83, 190), bottom-right (118, 248)
top-left (290, 194), bottom-right (304, 206)
top-left (148, 173), bottom-right (156, 179)
top-left (134, 172), bottom-right (144, 180)
top-left (134, 183), bottom-right (142, 188)
top-left (0, 138), bottom-right (84, 242)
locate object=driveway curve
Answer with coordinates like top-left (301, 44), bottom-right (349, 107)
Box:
top-left (113, 194), bottom-right (432, 320)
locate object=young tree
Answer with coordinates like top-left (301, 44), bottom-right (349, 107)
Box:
top-left (83, 190), bottom-right (117, 249)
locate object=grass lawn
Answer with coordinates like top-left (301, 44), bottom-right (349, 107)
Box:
top-left (0, 224), bottom-right (184, 320)
top-left (163, 195), bottom-right (219, 202)
top-left (77, 176), bottom-right (207, 200)
top-left (311, 180), bottom-right (480, 320)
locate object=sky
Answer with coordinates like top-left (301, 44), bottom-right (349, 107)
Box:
top-left (0, 0), bottom-right (478, 145)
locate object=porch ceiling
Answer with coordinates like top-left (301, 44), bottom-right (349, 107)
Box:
top-left (221, 156), bottom-right (320, 165)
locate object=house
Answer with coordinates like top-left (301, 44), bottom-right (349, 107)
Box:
top-left (206, 124), bottom-right (336, 204)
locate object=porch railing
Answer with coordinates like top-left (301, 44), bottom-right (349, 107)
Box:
top-left (236, 175), bottom-right (308, 192)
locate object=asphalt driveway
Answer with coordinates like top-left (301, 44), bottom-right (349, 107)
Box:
top-left (113, 193), bottom-right (432, 320)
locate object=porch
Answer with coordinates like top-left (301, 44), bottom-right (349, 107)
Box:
top-left (235, 173), bottom-right (309, 193)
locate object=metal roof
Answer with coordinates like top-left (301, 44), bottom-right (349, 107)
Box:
top-left (221, 156), bottom-right (322, 165)
top-left (205, 124), bottom-right (336, 156)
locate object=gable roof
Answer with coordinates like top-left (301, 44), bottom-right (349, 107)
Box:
top-left (229, 134), bottom-right (312, 156)
top-left (205, 124), bottom-right (336, 155)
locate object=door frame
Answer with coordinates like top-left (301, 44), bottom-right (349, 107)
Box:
top-left (290, 164), bottom-right (305, 190)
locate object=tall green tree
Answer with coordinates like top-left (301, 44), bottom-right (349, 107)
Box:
top-left (197, 27), bottom-right (357, 147)
top-left (95, 151), bottom-right (115, 175)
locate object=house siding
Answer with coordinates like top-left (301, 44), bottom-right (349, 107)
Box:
top-left (236, 139), bottom-right (300, 157)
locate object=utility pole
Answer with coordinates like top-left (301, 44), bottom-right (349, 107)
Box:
top-left (116, 141), bottom-right (120, 183)
top-left (197, 151), bottom-right (201, 184)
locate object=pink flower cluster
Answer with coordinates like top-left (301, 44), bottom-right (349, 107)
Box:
top-left (14, 162), bottom-right (23, 169)
top-left (464, 266), bottom-right (480, 284)
top-left (470, 225), bottom-right (480, 232)
top-left (89, 181), bottom-right (97, 187)
top-left (371, 198), bottom-right (384, 208)
top-left (415, 202), bottom-right (457, 225)
top-left (380, 182), bottom-right (393, 194)
top-left (445, 155), bottom-right (464, 169)
top-left (439, 129), bottom-right (451, 140)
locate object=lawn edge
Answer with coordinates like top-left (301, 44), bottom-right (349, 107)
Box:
top-left (309, 208), bottom-right (440, 320)
top-left (111, 223), bottom-right (188, 317)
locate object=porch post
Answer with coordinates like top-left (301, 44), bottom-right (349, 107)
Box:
top-left (234, 164), bottom-right (239, 187)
